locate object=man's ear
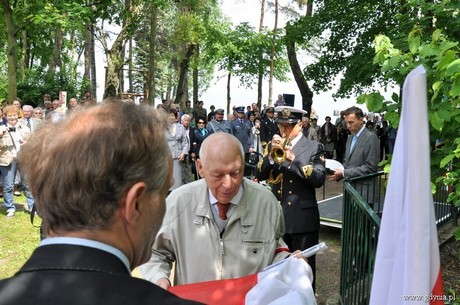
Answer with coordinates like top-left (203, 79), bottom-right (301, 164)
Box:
top-left (197, 159), bottom-right (205, 178)
top-left (122, 182), bottom-right (147, 226)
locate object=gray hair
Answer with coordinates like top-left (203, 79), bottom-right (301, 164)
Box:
top-left (22, 105), bottom-right (33, 111)
top-left (19, 101), bottom-right (170, 233)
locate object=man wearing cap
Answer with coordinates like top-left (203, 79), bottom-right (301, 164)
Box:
top-left (206, 108), bottom-right (233, 134)
top-left (260, 106), bottom-right (280, 149)
top-left (231, 106), bottom-right (254, 176)
top-left (255, 106), bottom-right (326, 290)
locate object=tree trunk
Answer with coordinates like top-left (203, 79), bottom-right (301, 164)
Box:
top-left (90, 24), bottom-right (97, 100)
top-left (147, 4), bottom-right (158, 105)
top-left (284, 2), bottom-right (314, 116)
top-left (1, 0), bottom-right (18, 102)
top-left (268, 0), bottom-right (278, 107)
top-left (104, 41), bottom-right (125, 98)
top-left (173, 44), bottom-right (194, 104)
top-left (21, 29), bottom-right (27, 81)
top-left (128, 38), bottom-right (133, 93)
top-left (226, 72), bottom-right (231, 114)
top-left (192, 44), bottom-right (199, 104)
top-left (84, 24), bottom-right (91, 82)
top-left (285, 28), bottom-right (313, 116)
top-left (49, 28), bottom-right (64, 74)
top-left (256, 0), bottom-right (265, 109)
top-left (103, 2), bottom-right (138, 99)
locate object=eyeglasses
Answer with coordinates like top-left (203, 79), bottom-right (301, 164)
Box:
top-left (34, 112), bottom-right (42, 115)
top-left (198, 121), bottom-right (205, 124)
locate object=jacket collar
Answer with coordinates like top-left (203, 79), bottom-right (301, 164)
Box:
top-left (194, 179), bottom-right (254, 226)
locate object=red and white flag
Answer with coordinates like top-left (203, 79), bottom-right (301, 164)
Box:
top-left (369, 65), bottom-right (444, 305)
top-left (169, 258), bottom-right (316, 305)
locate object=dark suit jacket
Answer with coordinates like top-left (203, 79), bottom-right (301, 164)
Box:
top-left (343, 127), bottom-right (380, 179)
top-left (0, 244), bottom-right (202, 305)
top-left (259, 117), bottom-right (280, 146)
top-left (256, 136), bottom-right (326, 234)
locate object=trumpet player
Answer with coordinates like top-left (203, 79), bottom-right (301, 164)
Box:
top-left (255, 106), bottom-right (326, 291)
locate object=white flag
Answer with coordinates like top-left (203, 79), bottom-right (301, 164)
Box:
top-left (369, 65), bottom-right (444, 305)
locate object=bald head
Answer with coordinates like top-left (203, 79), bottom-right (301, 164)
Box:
top-left (199, 133), bottom-right (244, 165)
top-left (197, 132), bottom-right (245, 204)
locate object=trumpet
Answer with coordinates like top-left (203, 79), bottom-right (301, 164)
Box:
top-left (270, 136), bottom-right (291, 163)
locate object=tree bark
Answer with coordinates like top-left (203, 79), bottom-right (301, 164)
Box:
top-left (49, 28), bottom-right (64, 74)
top-left (285, 25), bottom-right (313, 116)
top-left (90, 23), bottom-right (97, 100)
top-left (21, 29), bottom-right (27, 81)
top-left (1, 0), bottom-right (18, 102)
top-left (226, 72), bottom-right (232, 114)
top-left (192, 44), bottom-right (199, 104)
top-left (103, 2), bottom-right (139, 98)
top-left (268, 0), bottom-right (278, 107)
top-left (147, 4), bottom-right (158, 105)
top-left (84, 24), bottom-right (91, 83)
top-left (284, 2), bottom-right (314, 116)
top-left (173, 44), bottom-right (194, 104)
top-left (256, 0), bottom-right (265, 109)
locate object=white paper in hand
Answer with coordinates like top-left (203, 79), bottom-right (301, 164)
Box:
top-left (325, 159), bottom-right (344, 172)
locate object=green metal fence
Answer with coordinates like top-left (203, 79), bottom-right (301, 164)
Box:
top-left (340, 172), bottom-right (384, 305)
top-left (339, 171), bottom-right (459, 305)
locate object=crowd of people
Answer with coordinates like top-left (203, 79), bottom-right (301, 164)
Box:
top-left (0, 93), bottom-right (92, 218)
top-left (0, 93), bottom-right (393, 304)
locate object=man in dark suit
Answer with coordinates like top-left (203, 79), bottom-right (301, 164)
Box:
top-left (255, 105), bottom-right (326, 290)
top-left (259, 106), bottom-right (280, 149)
top-left (329, 106), bottom-right (380, 180)
top-left (0, 102), bottom-right (202, 305)
top-left (329, 106), bottom-right (380, 205)
top-left (231, 106), bottom-right (254, 176)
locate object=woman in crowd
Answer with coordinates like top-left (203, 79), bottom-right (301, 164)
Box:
top-left (33, 107), bottom-right (44, 120)
top-left (0, 106), bottom-right (34, 217)
top-left (166, 108), bottom-right (188, 192)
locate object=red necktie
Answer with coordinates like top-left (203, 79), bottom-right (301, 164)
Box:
top-left (217, 202), bottom-right (230, 220)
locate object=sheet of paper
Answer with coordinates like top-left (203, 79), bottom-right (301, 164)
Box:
top-left (325, 159), bottom-right (344, 171)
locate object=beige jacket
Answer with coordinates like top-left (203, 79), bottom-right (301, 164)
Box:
top-left (0, 124), bottom-right (29, 166)
top-left (140, 178), bottom-right (289, 285)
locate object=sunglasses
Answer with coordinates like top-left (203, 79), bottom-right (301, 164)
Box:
top-left (198, 121), bottom-right (205, 124)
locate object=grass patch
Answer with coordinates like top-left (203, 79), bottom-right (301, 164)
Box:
top-left (0, 196), bottom-right (41, 279)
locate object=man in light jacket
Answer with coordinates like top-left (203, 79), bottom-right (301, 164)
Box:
top-left (140, 133), bottom-right (291, 287)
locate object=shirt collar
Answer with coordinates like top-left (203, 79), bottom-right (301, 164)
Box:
top-left (40, 237), bottom-right (131, 272)
top-left (288, 131), bottom-right (304, 148)
top-left (208, 184), bottom-right (243, 206)
top-left (355, 125), bottom-right (366, 137)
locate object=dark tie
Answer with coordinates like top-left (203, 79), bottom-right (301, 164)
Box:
top-left (240, 119), bottom-right (243, 126)
top-left (217, 202), bottom-right (230, 220)
top-left (26, 118), bottom-right (31, 130)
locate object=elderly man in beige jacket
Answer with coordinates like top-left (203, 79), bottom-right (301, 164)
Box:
top-left (141, 133), bottom-right (290, 288)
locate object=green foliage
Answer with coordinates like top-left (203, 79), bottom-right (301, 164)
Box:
top-left (17, 69), bottom-right (82, 106)
top-left (360, 22), bottom-right (460, 239)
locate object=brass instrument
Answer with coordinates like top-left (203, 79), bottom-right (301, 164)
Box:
top-left (270, 136), bottom-right (291, 163)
